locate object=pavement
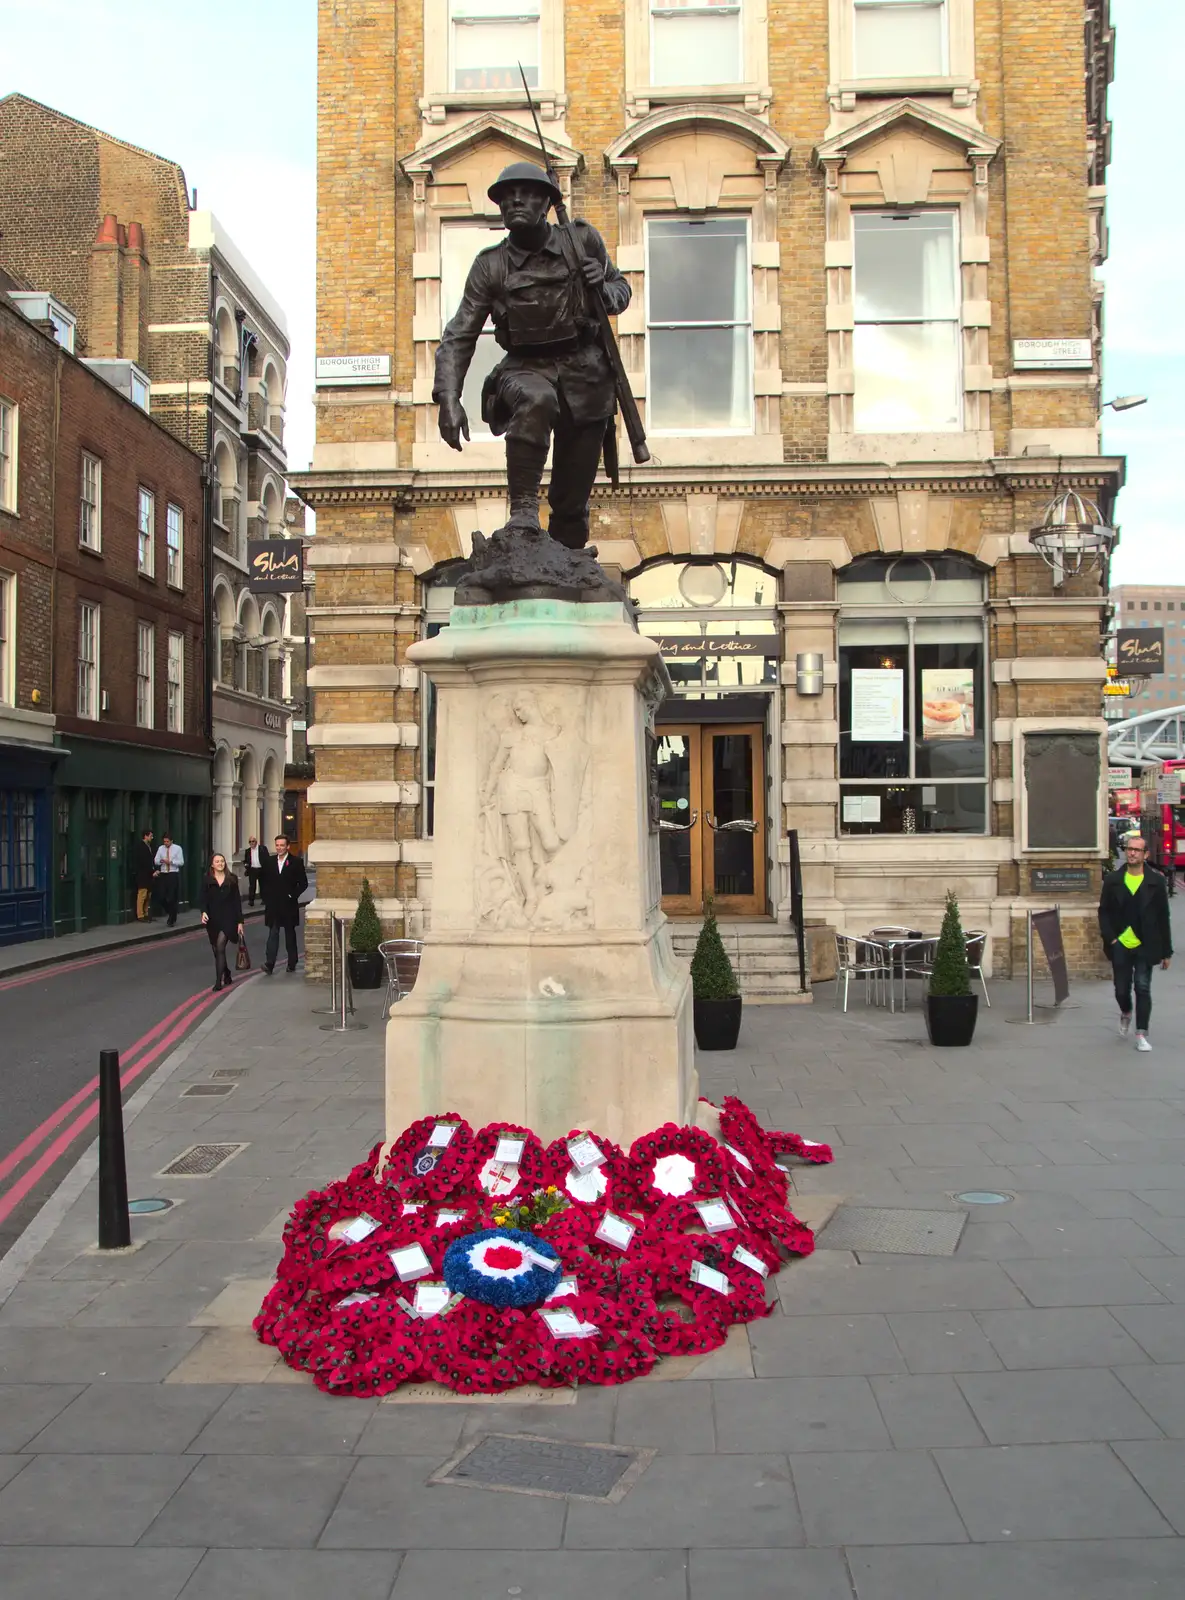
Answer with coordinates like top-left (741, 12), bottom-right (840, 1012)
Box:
top-left (1, 944), bottom-right (1185, 1598)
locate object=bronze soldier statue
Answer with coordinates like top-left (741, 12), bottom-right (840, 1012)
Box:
top-left (434, 162), bottom-right (633, 552)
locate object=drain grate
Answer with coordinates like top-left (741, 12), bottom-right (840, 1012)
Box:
top-left (815, 1205), bottom-right (966, 1258)
top-left (180, 1083), bottom-right (236, 1098)
top-left (431, 1433), bottom-right (652, 1502)
top-left (213, 1067), bottom-right (249, 1080)
top-left (157, 1142), bottom-right (248, 1178)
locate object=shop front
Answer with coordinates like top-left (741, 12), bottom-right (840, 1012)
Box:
top-left (51, 736), bottom-right (211, 933)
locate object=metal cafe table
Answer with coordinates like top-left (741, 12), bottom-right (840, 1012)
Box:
top-left (863, 928), bottom-right (938, 1013)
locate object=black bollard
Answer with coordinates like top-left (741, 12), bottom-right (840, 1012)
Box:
top-left (97, 1047), bottom-right (131, 1250)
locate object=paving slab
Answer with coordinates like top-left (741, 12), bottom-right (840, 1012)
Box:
top-left (1111, 1440), bottom-right (1185, 1534)
top-left (0, 1547), bottom-right (203, 1600)
top-left (1113, 1363), bottom-right (1185, 1437)
top-left (140, 1453), bottom-right (356, 1548)
top-left (848, 1539), bottom-right (1185, 1600)
top-left (563, 1453), bottom-right (803, 1549)
top-left (1109, 1303), bottom-right (1185, 1362)
top-left (869, 1374), bottom-right (985, 1449)
top-left (749, 1313), bottom-right (907, 1377)
top-left (972, 1307), bottom-right (1149, 1369)
top-left (954, 1368), bottom-right (1163, 1444)
top-left (690, 1547), bottom-right (857, 1599)
top-left (0, 1385), bottom-right (84, 1452)
top-left (712, 1376), bottom-right (891, 1453)
top-left (933, 1443), bottom-right (1174, 1541)
top-left (175, 1549), bottom-right (402, 1600)
top-left (1000, 1258), bottom-right (1169, 1307)
top-left (24, 1383), bottom-right (231, 1454)
top-left (0, 1453), bottom-right (197, 1545)
top-left (791, 1447), bottom-right (966, 1546)
top-left (320, 1455), bottom-right (565, 1549)
top-left (186, 1384), bottom-right (377, 1455)
top-left (391, 1549), bottom-right (687, 1600)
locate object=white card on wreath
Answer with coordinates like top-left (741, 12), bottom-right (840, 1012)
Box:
top-left (731, 1244), bottom-right (770, 1278)
top-left (695, 1198), bottom-right (737, 1234)
top-left (494, 1135), bottom-right (526, 1165)
top-left (546, 1275), bottom-right (578, 1300)
top-left (539, 1307), bottom-right (599, 1339)
top-left (690, 1260), bottom-right (731, 1296)
top-left (428, 1122), bottom-right (459, 1148)
top-left (436, 1208), bottom-right (466, 1226)
top-left (566, 1135), bottom-right (605, 1172)
top-left (389, 1243), bottom-right (432, 1282)
top-left (595, 1211), bottom-right (636, 1250)
top-left (413, 1281), bottom-right (452, 1317)
top-left (401, 1203), bottom-right (423, 1216)
top-left (338, 1214), bottom-right (380, 1244)
top-left (337, 1290), bottom-right (379, 1308)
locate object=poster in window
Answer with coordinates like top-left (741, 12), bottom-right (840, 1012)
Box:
top-left (850, 669), bottom-right (904, 742)
top-left (921, 668), bottom-right (975, 740)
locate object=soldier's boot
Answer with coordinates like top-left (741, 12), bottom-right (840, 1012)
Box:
top-left (504, 440), bottom-right (548, 532)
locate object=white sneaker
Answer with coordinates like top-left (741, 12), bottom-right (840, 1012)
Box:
top-left (1136, 1033), bottom-right (1152, 1053)
top-left (1119, 1013), bottom-right (1132, 1039)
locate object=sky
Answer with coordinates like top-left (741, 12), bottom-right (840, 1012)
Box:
top-left (1, 0), bottom-right (1177, 579)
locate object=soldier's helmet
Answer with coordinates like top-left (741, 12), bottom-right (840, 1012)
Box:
top-left (487, 161), bottom-right (563, 210)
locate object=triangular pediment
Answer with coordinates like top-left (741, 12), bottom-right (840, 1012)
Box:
top-left (815, 99), bottom-right (1001, 168)
top-left (401, 113), bottom-right (581, 181)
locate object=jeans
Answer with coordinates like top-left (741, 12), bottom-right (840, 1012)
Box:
top-left (266, 920), bottom-right (299, 970)
top-left (1111, 943), bottom-right (1154, 1032)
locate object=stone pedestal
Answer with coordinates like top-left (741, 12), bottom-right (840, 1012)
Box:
top-left (386, 598), bottom-right (695, 1147)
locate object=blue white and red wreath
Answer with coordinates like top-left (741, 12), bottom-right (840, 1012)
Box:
top-left (442, 1226), bottom-right (562, 1308)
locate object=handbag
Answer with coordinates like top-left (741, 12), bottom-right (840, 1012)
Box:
top-left (236, 936), bottom-right (251, 972)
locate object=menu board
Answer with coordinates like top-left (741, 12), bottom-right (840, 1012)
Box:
top-left (850, 669), bottom-right (904, 742)
top-left (921, 668), bottom-right (975, 740)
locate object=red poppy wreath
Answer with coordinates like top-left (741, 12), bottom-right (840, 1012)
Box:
top-left (379, 1114), bottom-right (476, 1202)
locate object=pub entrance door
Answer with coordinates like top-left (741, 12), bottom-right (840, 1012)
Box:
top-left (654, 724), bottom-right (766, 917)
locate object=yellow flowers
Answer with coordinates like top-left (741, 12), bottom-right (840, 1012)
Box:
top-left (546, 1186), bottom-right (558, 1195)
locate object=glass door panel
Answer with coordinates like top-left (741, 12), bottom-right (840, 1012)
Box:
top-left (656, 728), bottom-right (701, 914)
top-left (701, 725), bottom-right (765, 917)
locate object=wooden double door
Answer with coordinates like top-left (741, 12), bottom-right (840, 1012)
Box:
top-left (655, 723), bottom-right (766, 917)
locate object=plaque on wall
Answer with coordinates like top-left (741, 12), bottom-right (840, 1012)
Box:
top-left (1023, 733), bottom-right (1101, 851)
top-left (1031, 867), bottom-right (1092, 893)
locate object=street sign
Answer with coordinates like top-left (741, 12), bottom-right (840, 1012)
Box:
top-left (1108, 766), bottom-right (1133, 787)
top-left (1157, 772), bottom-right (1182, 806)
top-left (1013, 338), bottom-right (1093, 369)
top-left (315, 354), bottom-right (391, 387)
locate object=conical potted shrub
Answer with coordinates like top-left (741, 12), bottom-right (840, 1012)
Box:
top-left (347, 878), bottom-right (385, 990)
top-left (690, 897), bottom-right (742, 1050)
top-left (925, 889), bottom-right (978, 1046)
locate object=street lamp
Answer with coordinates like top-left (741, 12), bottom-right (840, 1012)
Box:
top-left (1102, 395), bottom-right (1148, 412)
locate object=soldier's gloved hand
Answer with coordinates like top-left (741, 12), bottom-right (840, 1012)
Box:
top-left (438, 396), bottom-right (470, 451)
top-left (580, 256), bottom-right (606, 292)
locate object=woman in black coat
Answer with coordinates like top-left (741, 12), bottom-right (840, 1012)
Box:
top-left (200, 853), bottom-right (245, 991)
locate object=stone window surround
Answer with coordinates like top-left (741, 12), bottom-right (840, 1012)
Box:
top-left (827, 0), bottom-right (979, 113)
top-left (623, 0), bottom-right (772, 121)
top-left (420, 0), bottom-right (567, 125)
top-left (815, 99), bottom-right (1000, 466)
top-left (606, 104), bottom-right (790, 467)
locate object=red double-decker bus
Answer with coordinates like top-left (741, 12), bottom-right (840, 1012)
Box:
top-left (1138, 760), bottom-right (1185, 884)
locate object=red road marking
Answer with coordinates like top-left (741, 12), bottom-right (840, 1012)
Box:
top-left (0, 984), bottom-right (213, 1187)
top-left (0, 981), bottom-right (236, 1229)
top-left (0, 931), bottom-right (205, 993)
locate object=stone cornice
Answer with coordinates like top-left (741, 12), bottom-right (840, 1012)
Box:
top-left (290, 456), bottom-right (1126, 509)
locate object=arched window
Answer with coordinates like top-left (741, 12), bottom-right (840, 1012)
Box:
top-left (629, 557), bottom-right (779, 692)
top-left (837, 554), bottom-right (988, 836)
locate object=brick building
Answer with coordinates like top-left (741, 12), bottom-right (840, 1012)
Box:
top-left (0, 291), bottom-right (206, 942)
top-left (0, 94), bottom-right (295, 865)
top-left (1108, 586), bottom-right (1185, 716)
top-left (293, 0), bottom-right (1121, 977)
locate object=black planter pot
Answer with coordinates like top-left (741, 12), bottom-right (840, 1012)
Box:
top-left (924, 992), bottom-right (979, 1047)
top-left (348, 950), bottom-right (385, 990)
top-left (693, 994), bottom-right (743, 1051)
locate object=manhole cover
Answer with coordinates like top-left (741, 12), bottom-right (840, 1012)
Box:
top-left (815, 1206), bottom-right (966, 1257)
top-left (157, 1143), bottom-right (248, 1178)
top-left (128, 1198), bottom-right (174, 1215)
top-left (431, 1433), bottom-right (653, 1502)
top-left (213, 1068), bottom-right (249, 1079)
top-left (954, 1190), bottom-right (1013, 1206)
top-left (180, 1084), bottom-right (235, 1098)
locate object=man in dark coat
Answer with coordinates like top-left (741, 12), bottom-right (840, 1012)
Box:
top-left (133, 828), bottom-right (155, 921)
top-left (433, 162), bottom-right (631, 551)
top-left (260, 833), bottom-right (309, 974)
top-left (1098, 833), bottom-right (1173, 1052)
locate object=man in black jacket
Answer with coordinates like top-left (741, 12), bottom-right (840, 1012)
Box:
top-left (1098, 834), bottom-right (1173, 1052)
top-left (260, 833), bottom-right (309, 974)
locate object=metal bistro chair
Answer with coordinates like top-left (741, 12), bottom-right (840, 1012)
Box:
top-left (964, 930), bottom-right (991, 1007)
top-left (834, 933), bottom-right (885, 1012)
top-left (379, 938), bottom-right (424, 1021)
top-left (867, 926), bottom-right (914, 1011)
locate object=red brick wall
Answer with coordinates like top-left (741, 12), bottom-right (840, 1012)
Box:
top-left (0, 301), bottom-right (55, 713)
top-left (43, 322), bottom-right (208, 756)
